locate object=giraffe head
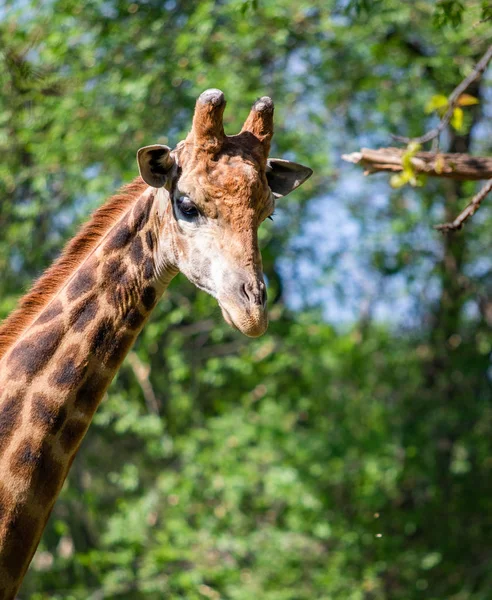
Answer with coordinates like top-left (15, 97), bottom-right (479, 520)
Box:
top-left (137, 89), bottom-right (312, 337)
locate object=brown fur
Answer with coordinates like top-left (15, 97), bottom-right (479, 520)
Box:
top-left (0, 177), bottom-right (147, 361)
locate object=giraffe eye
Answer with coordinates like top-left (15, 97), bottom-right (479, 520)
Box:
top-left (176, 195), bottom-right (199, 218)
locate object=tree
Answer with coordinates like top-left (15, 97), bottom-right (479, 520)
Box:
top-left (1, 0), bottom-right (492, 598)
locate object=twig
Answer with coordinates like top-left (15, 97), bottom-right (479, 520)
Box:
top-left (393, 44), bottom-right (492, 145)
top-left (435, 179), bottom-right (492, 232)
top-left (200, 340), bottom-right (244, 358)
top-left (342, 148), bottom-right (492, 180)
top-left (174, 318), bottom-right (215, 336)
top-left (126, 351), bottom-right (160, 414)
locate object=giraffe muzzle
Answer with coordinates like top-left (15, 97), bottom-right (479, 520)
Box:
top-left (219, 301), bottom-right (268, 338)
top-left (219, 278), bottom-right (268, 337)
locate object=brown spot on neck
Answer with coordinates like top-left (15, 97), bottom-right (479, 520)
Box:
top-left (69, 294), bottom-right (99, 332)
top-left (67, 265), bottom-right (96, 302)
top-left (130, 236), bottom-right (144, 265)
top-left (34, 300), bottom-right (63, 325)
top-left (141, 286), bottom-right (157, 310)
top-left (0, 395), bottom-right (23, 454)
top-left (49, 353), bottom-right (88, 389)
top-left (74, 372), bottom-right (111, 415)
top-left (0, 501), bottom-right (39, 582)
top-left (31, 393), bottom-right (67, 436)
top-left (132, 193), bottom-right (153, 231)
top-left (7, 325), bottom-right (64, 379)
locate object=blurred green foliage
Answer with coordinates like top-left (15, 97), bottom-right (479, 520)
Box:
top-left (1, 0), bottom-right (492, 598)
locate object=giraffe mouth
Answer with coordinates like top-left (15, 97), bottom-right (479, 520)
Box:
top-left (219, 305), bottom-right (238, 330)
top-left (219, 302), bottom-right (268, 338)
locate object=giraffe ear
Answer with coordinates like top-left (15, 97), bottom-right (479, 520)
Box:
top-left (266, 158), bottom-right (313, 198)
top-left (137, 145), bottom-right (175, 188)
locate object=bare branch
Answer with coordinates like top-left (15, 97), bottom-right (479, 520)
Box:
top-left (200, 341), bottom-right (245, 359)
top-left (435, 179), bottom-right (492, 232)
top-left (174, 319), bottom-right (215, 336)
top-left (393, 44), bottom-right (492, 145)
top-left (126, 351), bottom-right (160, 415)
top-left (342, 147), bottom-right (492, 180)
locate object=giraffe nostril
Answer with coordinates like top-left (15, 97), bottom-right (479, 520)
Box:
top-left (240, 282), bottom-right (251, 304)
top-left (240, 281), bottom-right (267, 307)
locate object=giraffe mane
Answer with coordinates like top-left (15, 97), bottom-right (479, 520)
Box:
top-left (0, 176), bottom-right (148, 361)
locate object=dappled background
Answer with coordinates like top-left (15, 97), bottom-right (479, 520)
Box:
top-left (1, 0), bottom-right (492, 598)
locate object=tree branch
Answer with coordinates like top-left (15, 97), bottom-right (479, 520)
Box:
top-left (342, 147), bottom-right (492, 180)
top-left (393, 44), bottom-right (492, 145)
top-left (434, 179), bottom-right (492, 232)
top-left (126, 351), bottom-right (160, 415)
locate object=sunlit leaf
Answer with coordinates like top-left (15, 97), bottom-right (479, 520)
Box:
top-left (424, 94), bottom-right (448, 114)
top-left (457, 93), bottom-right (479, 107)
top-left (390, 172), bottom-right (410, 188)
top-left (434, 155), bottom-right (445, 174)
top-left (450, 106), bottom-right (464, 131)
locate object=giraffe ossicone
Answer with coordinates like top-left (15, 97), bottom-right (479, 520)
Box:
top-left (0, 89), bottom-right (312, 598)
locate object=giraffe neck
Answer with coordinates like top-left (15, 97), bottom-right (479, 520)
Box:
top-left (0, 185), bottom-right (176, 598)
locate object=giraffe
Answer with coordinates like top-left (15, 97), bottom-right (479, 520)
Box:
top-left (0, 89), bottom-right (312, 597)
